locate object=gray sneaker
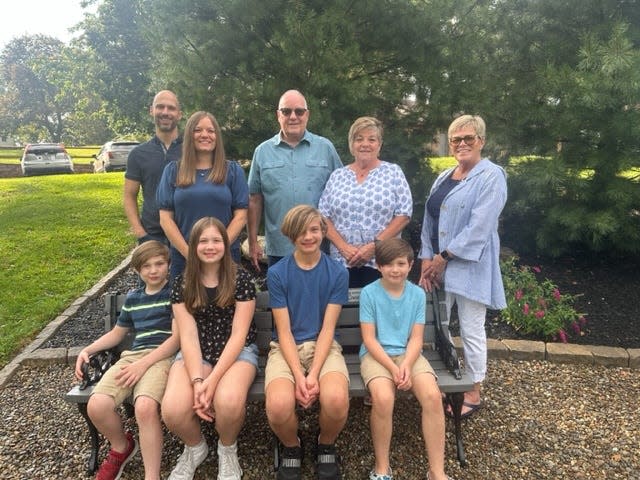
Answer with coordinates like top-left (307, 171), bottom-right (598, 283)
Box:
top-left (217, 441), bottom-right (242, 480)
top-left (168, 439), bottom-right (209, 480)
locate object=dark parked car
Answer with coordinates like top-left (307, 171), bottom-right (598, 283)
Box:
top-left (21, 143), bottom-right (74, 176)
top-left (92, 140), bottom-right (140, 173)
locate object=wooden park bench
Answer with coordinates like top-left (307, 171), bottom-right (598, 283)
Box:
top-left (66, 287), bottom-right (474, 474)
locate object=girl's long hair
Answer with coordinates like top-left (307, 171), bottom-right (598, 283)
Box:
top-left (177, 111), bottom-right (227, 186)
top-left (182, 217), bottom-right (237, 312)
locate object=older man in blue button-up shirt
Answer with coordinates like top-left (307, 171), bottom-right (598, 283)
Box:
top-left (247, 90), bottom-right (342, 268)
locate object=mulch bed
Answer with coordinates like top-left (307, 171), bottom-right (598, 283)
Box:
top-left (501, 253), bottom-right (640, 348)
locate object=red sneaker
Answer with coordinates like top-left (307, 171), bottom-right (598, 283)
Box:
top-left (96, 431), bottom-right (138, 480)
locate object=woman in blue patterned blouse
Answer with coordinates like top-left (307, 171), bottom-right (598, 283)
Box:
top-left (319, 117), bottom-right (413, 288)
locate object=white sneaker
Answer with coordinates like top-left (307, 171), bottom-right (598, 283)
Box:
top-left (217, 440), bottom-right (242, 480)
top-left (168, 438), bottom-right (209, 480)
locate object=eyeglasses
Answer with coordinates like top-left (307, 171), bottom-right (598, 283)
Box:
top-left (278, 108), bottom-right (308, 117)
top-left (449, 135), bottom-right (480, 146)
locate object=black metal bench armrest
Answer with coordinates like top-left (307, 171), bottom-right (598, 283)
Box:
top-left (79, 349), bottom-right (119, 390)
top-left (431, 289), bottom-right (463, 380)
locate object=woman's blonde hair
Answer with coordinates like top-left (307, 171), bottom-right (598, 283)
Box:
top-left (177, 111), bottom-right (227, 186)
top-left (348, 116), bottom-right (383, 155)
top-left (448, 114), bottom-right (486, 139)
top-left (280, 205), bottom-right (327, 243)
top-left (182, 217), bottom-right (236, 311)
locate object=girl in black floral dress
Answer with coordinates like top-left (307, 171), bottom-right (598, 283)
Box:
top-left (161, 216), bottom-right (257, 480)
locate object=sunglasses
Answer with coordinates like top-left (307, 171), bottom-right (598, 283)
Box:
top-left (278, 108), bottom-right (308, 117)
top-left (449, 135), bottom-right (480, 146)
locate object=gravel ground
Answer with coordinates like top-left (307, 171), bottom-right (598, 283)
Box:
top-left (1, 360), bottom-right (638, 480)
top-left (17, 258), bottom-right (640, 479)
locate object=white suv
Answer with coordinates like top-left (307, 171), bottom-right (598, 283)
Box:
top-left (92, 140), bottom-right (139, 173)
top-left (21, 143), bottom-right (74, 176)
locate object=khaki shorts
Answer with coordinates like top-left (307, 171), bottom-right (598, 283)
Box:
top-left (92, 349), bottom-right (172, 406)
top-left (265, 340), bottom-right (349, 388)
top-left (360, 352), bottom-right (436, 387)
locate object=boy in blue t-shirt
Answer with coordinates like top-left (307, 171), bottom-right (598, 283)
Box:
top-left (75, 241), bottom-right (179, 480)
top-left (360, 238), bottom-right (453, 480)
top-left (265, 205), bottom-right (349, 480)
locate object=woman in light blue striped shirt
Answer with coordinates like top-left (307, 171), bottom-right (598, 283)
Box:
top-left (419, 115), bottom-right (507, 419)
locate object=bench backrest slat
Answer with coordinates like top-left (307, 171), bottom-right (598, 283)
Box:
top-left (335, 308), bottom-right (359, 326)
top-left (104, 287), bottom-right (446, 353)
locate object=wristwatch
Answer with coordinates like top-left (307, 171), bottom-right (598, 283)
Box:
top-left (440, 250), bottom-right (451, 261)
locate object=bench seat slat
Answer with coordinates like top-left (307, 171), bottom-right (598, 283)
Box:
top-left (65, 385), bottom-right (96, 404)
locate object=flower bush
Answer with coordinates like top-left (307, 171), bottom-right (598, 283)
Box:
top-left (500, 257), bottom-right (586, 342)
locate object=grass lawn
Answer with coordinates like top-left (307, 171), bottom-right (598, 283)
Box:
top-left (0, 172), bottom-right (134, 367)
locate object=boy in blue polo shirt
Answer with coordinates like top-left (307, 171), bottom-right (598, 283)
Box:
top-left (360, 238), bottom-right (453, 480)
top-left (265, 205), bottom-right (349, 480)
top-left (75, 241), bottom-right (179, 480)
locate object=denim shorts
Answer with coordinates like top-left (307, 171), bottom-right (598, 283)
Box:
top-left (175, 343), bottom-right (259, 369)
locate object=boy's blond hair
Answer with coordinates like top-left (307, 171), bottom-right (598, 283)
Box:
top-left (374, 238), bottom-right (414, 266)
top-left (280, 205), bottom-right (327, 243)
top-left (131, 240), bottom-right (170, 272)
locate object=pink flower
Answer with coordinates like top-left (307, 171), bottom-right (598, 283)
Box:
top-left (571, 321), bottom-right (581, 334)
top-left (553, 288), bottom-right (561, 301)
top-left (537, 297), bottom-right (547, 308)
top-left (523, 303), bottom-right (530, 315)
top-left (579, 315), bottom-right (587, 327)
top-left (532, 266), bottom-right (541, 273)
top-left (558, 329), bottom-right (568, 343)
top-left (515, 289), bottom-right (523, 300)
top-left (535, 310), bottom-right (545, 319)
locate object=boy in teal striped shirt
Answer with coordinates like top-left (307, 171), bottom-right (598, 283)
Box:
top-left (75, 240), bottom-right (179, 480)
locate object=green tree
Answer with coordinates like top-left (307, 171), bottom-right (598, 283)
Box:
top-left (59, 45), bottom-right (116, 144)
top-left (423, 0), bottom-right (640, 257)
top-left (0, 35), bottom-right (77, 143)
top-left (506, 22), bottom-right (640, 256)
top-left (143, 0), bottom-right (447, 172)
top-left (79, 0), bottom-right (154, 135)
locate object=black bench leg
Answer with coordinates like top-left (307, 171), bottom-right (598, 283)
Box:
top-left (447, 392), bottom-right (467, 467)
top-left (77, 403), bottom-right (101, 474)
top-left (273, 435), bottom-right (280, 471)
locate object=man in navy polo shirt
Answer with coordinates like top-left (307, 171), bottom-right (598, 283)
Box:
top-left (124, 90), bottom-right (183, 245)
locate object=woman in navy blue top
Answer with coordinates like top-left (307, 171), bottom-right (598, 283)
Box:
top-left (157, 111), bottom-right (249, 278)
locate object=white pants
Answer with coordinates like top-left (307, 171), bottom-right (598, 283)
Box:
top-left (444, 292), bottom-right (487, 384)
